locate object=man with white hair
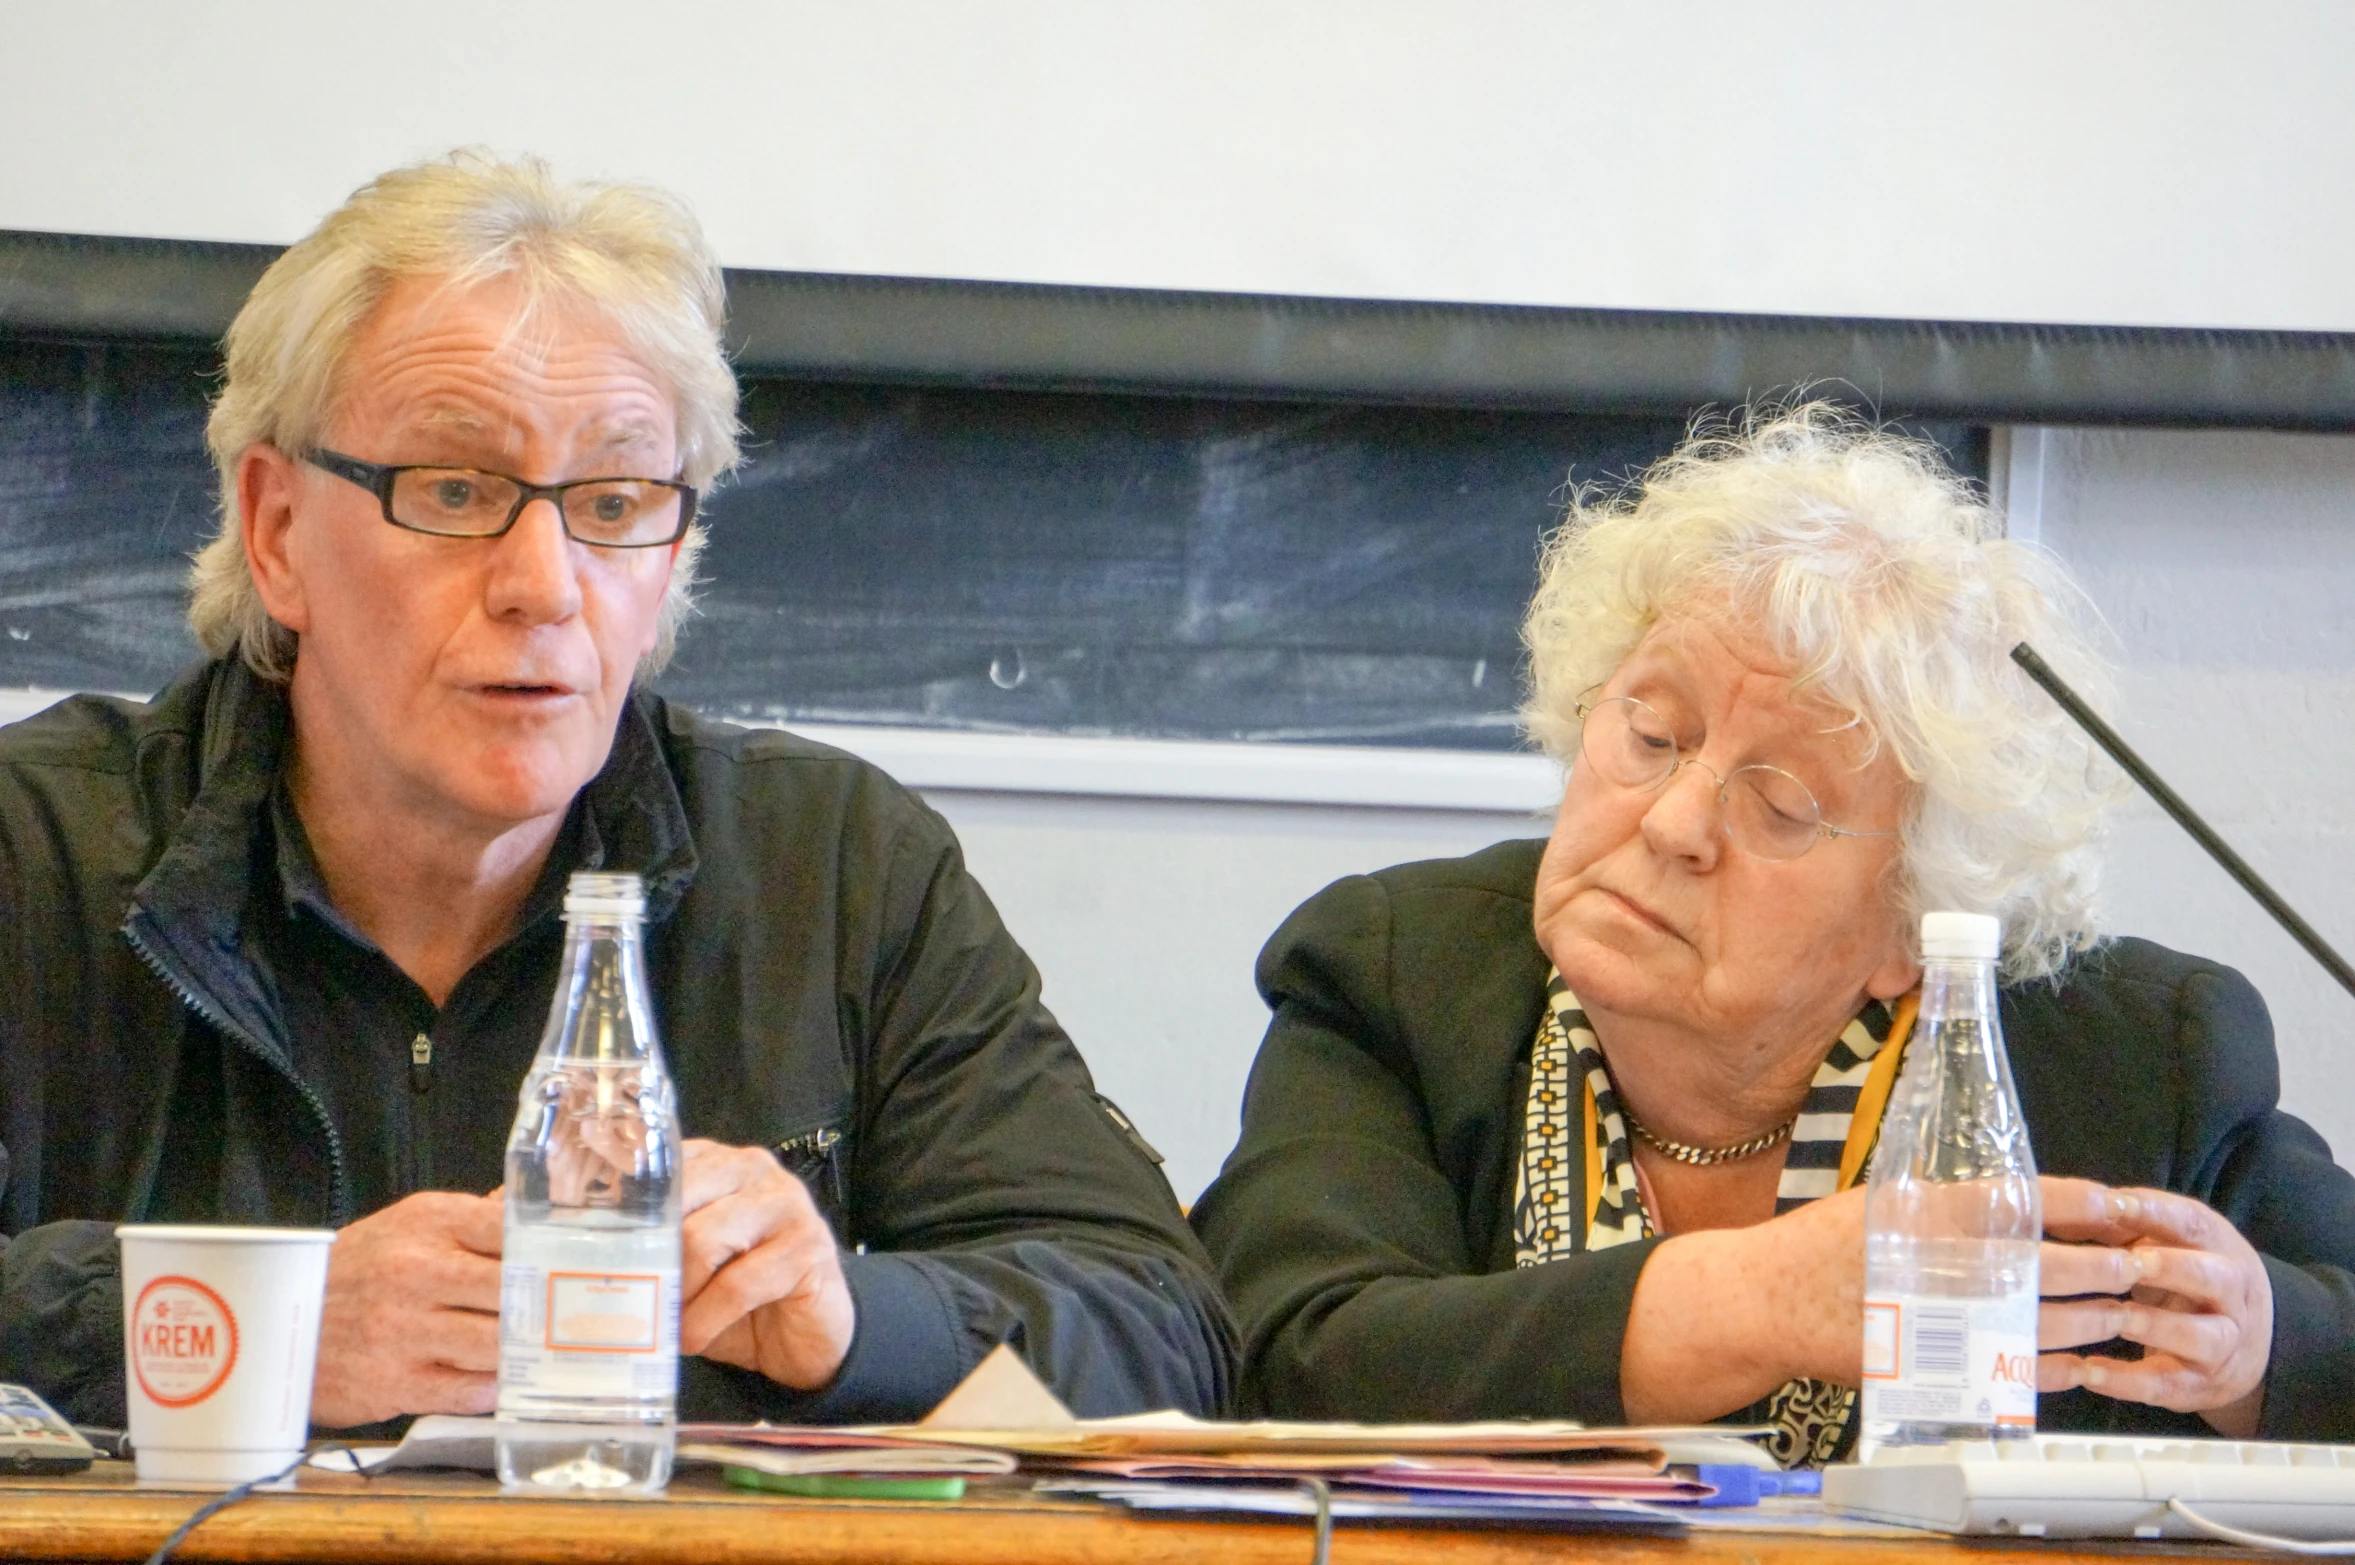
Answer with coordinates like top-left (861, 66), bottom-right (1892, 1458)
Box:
top-left (0, 153), bottom-right (1233, 1429)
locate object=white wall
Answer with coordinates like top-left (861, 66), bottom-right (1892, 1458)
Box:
top-left (2036, 427), bottom-right (2355, 1170)
top-left (3, 0), bottom-right (2353, 330)
top-left (925, 790), bottom-right (1547, 1202)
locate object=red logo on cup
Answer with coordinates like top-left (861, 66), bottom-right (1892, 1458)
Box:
top-left (132, 1275), bottom-right (240, 1408)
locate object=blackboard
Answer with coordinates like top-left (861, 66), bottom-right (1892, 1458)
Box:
top-left (0, 340), bottom-right (218, 691)
top-left (0, 336), bottom-right (1986, 750)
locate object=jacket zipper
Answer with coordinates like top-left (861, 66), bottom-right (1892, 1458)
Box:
top-left (122, 920), bottom-right (354, 1228)
top-left (409, 1033), bottom-right (434, 1195)
top-left (774, 1125), bottom-right (845, 1215)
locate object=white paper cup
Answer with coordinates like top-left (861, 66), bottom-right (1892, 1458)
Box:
top-left (118, 1225), bottom-right (336, 1487)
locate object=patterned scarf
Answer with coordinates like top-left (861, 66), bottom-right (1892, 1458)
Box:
top-left (1510, 970), bottom-right (1916, 1467)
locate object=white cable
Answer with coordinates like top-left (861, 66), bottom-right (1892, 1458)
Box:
top-left (2170, 1498), bottom-right (2355, 1555)
top-left (1296, 1477), bottom-right (1333, 1565)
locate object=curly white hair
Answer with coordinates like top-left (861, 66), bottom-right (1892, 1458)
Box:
top-left (1522, 402), bottom-right (2125, 981)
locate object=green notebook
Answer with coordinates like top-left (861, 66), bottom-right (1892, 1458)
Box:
top-left (721, 1465), bottom-right (967, 1502)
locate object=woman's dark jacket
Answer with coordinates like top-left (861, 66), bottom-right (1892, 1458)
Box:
top-left (0, 659), bottom-right (1234, 1428)
top-left (1191, 837), bottom-right (2355, 1441)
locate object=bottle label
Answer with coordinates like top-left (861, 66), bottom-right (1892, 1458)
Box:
top-left (1860, 1291), bottom-right (2037, 1427)
top-left (545, 1272), bottom-right (664, 1352)
top-left (500, 1260), bottom-right (680, 1400)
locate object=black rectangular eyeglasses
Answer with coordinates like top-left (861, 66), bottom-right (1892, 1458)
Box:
top-left (303, 449), bottom-right (698, 549)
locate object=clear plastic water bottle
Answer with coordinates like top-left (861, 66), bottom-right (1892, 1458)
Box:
top-left (1859, 911), bottom-right (2041, 1457)
top-left (496, 872), bottom-right (681, 1492)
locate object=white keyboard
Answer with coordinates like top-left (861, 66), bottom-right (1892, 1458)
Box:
top-left (1823, 1435), bottom-right (2355, 1545)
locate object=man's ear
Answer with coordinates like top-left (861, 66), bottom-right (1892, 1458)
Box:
top-left (240, 443), bottom-right (312, 636)
top-left (636, 536), bottom-right (685, 660)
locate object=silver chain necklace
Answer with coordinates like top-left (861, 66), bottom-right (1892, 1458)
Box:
top-left (1621, 1107), bottom-right (1797, 1166)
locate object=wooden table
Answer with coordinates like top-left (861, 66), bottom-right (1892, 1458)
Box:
top-left (0, 1461), bottom-right (2253, 1564)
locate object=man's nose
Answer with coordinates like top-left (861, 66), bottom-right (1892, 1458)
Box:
top-left (484, 497), bottom-right (584, 624)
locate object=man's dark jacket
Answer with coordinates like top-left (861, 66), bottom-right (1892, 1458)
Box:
top-left (0, 659), bottom-right (1234, 1427)
top-left (1191, 838), bottom-right (2355, 1440)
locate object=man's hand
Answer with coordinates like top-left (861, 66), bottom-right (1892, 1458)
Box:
top-left (2039, 1176), bottom-right (2273, 1436)
top-left (311, 1191), bottom-right (502, 1428)
top-left (678, 1139), bottom-right (856, 1392)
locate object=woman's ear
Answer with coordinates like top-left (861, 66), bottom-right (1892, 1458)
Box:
top-left (240, 443), bottom-right (312, 636)
top-left (1867, 914), bottom-right (1925, 1001)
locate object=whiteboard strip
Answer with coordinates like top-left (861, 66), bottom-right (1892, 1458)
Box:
top-left (783, 722), bottom-right (1562, 812)
top-left (1996, 425), bottom-right (2049, 548)
top-left (0, 688), bottom-right (1563, 813)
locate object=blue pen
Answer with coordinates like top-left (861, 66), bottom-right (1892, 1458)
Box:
top-left (1694, 1465), bottom-right (1824, 1507)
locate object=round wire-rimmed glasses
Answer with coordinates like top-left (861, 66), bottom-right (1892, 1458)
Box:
top-left (1573, 692), bottom-right (1896, 861)
top-left (304, 448), bottom-right (698, 549)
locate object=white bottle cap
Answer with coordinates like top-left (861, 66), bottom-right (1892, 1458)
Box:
top-left (564, 871), bottom-right (646, 922)
top-left (1919, 910), bottom-right (2001, 961)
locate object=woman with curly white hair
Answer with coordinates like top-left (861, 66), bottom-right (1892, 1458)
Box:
top-left (1193, 403), bottom-right (2355, 1463)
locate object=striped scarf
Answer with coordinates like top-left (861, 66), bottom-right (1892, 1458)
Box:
top-left (1510, 970), bottom-right (1916, 1466)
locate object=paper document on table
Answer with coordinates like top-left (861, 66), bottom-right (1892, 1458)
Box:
top-left (822, 1345), bottom-right (1762, 1462)
top-left (679, 1442), bottom-right (1015, 1477)
top-left (309, 1415), bottom-right (497, 1473)
top-left (667, 1346), bottom-right (1775, 1481)
top-left (1052, 1452), bottom-right (1665, 1478)
top-left (916, 1341), bottom-right (1076, 1430)
top-left (896, 1407), bottom-right (1767, 1460)
top-left (1056, 1454), bottom-right (1714, 1499)
top-left (1038, 1478), bottom-right (1691, 1527)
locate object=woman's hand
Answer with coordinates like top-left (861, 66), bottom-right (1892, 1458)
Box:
top-left (1622, 1185), bottom-right (1869, 1423)
top-left (2039, 1176), bottom-right (2272, 1437)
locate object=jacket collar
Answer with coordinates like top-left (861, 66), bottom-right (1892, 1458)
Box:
top-left (124, 658), bottom-right (699, 1064)
top-left (123, 660), bottom-right (297, 1063)
top-left (582, 679), bottom-right (701, 925)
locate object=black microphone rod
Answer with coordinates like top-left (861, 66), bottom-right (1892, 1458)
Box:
top-left (2010, 642), bottom-right (2355, 1002)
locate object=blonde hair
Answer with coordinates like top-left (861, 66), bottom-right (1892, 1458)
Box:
top-left (196, 149), bottom-right (741, 679)
top-left (1522, 402), bottom-right (2124, 982)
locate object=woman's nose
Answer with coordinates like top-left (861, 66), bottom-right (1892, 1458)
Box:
top-left (1640, 757), bottom-right (1726, 865)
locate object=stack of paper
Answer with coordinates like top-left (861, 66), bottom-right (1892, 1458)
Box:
top-left (674, 1430), bottom-right (1015, 1479)
top-left (1036, 1477), bottom-right (1695, 1528)
top-left (1055, 1453), bottom-right (1709, 1498)
top-left (332, 1345), bottom-right (1777, 1529)
top-left (696, 1345), bottom-right (1779, 1525)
